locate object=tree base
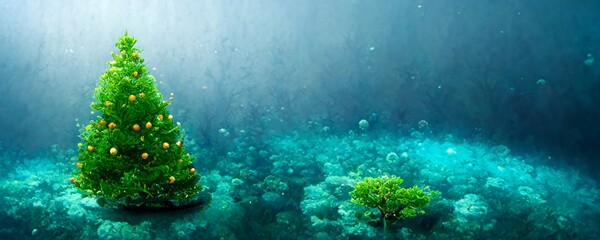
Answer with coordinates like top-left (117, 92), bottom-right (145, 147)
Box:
top-left (97, 191), bottom-right (212, 212)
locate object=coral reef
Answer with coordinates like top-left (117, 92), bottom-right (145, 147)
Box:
top-left (0, 125), bottom-right (598, 239)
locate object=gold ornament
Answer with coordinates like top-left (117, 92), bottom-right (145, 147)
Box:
top-left (141, 152), bottom-right (149, 160)
top-left (162, 142), bottom-right (170, 149)
top-left (145, 122), bottom-right (152, 129)
top-left (128, 95), bottom-right (136, 102)
top-left (76, 162), bottom-right (83, 168)
top-left (133, 52), bottom-right (140, 58)
top-left (132, 124), bottom-right (140, 132)
top-left (169, 176), bottom-right (176, 184)
top-left (176, 141), bottom-right (182, 148)
top-left (110, 147), bottom-right (118, 155)
top-left (168, 115), bottom-right (173, 121)
top-left (105, 101), bottom-right (112, 107)
top-left (99, 119), bottom-right (106, 126)
top-left (108, 122), bottom-right (117, 129)
top-left (139, 92), bottom-right (146, 98)
top-left (69, 177), bottom-right (77, 184)
top-left (87, 145), bottom-right (95, 151)
top-left (190, 168), bottom-right (196, 174)
top-left (133, 71), bottom-right (139, 77)
top-left (157, 114), bottom-right (163, 121)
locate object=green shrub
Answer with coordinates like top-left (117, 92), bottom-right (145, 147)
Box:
top-left (350, 175), bottom-right (438, 228)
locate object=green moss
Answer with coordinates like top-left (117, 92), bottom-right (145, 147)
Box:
top-left (350, 175), bottom-right (438, 226)
top-left (71, 32), bottom-right (202, 208)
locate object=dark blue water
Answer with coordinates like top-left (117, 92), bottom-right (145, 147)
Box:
top-left (1, 1), bottom-right (599, 239)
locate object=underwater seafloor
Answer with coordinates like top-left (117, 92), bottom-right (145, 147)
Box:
top-left (1, 124), bottom-right (599, 239)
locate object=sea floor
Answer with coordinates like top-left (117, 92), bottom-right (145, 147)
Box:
top-left (1, 128), bottom-right (598, 239)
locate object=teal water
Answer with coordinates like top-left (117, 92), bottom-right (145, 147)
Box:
top-left (1, 1), bottom-right (600, 239)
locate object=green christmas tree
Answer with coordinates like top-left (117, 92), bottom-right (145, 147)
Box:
top-left (71, 32), bottom-right (202, 209)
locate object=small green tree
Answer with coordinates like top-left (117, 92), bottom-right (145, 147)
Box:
top-left (70, 32), bottom-right (202, 209)
top-left (350, 175), bottom-right (438, 230)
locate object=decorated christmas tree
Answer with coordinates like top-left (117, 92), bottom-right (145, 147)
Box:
top-left (71, 32), bottom-right (202, 210)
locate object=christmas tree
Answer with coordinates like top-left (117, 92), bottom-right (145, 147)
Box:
top-left (71, 32), bottom-right (202, 210)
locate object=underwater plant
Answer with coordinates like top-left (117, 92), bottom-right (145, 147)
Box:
top-left (350, 175), bottom-right (438, 230)
top-left (70, 32), bottom-right (203, 210)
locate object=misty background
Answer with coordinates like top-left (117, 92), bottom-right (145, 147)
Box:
top-left (0, 0), bottom-right (599, 178)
